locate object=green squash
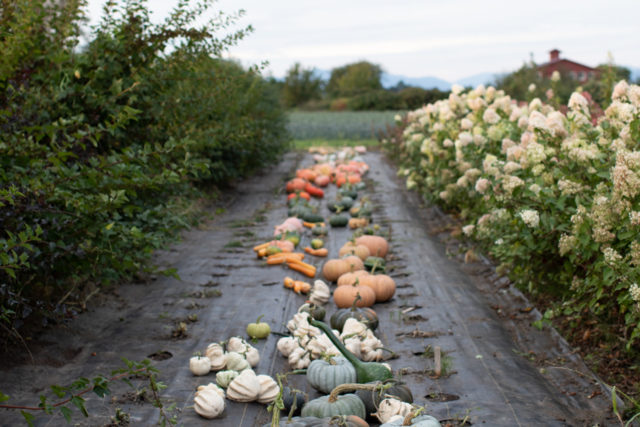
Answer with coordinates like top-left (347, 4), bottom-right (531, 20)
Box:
top-left (380, 414), bottom-right (441, 426)
top-left (263, 415), bottom-right (368, 427)
top-left (339, 188), bottom-right (358, 199)
top-left (298, 303), bottom-right (326, 321)
top-left (330, 306), bottom-right (379, 332)
top-left (329, 215), bottom-right (349, 227)
top-left (281, 386), bottom-right (307, 416)
top-left (312, 225), bottom-right (329, 236)
top-left (301, 394), bottom-right (366, 419)
top-left (364, 256), bottom-right (386, 273)
top-left (307, 356), bottom-right (357, 394)
top-left (303, 212), bottom-right (325, 223)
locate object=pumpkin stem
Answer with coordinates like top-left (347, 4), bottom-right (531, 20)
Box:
top-left (256, 314), bottom-right (264, 323)
top-left (328, 382), bottom-right (379, 403)
top-left (402, 407), bottom-right (425, 425)
top-left (350, 293), bottom-right (362, 310)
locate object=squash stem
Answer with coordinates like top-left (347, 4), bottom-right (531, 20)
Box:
top-left (328, 382), bottom-right (379, 403)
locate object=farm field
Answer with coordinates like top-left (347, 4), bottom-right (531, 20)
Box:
top-left (287, 111), bottom-right (401, 141)
top-left (0, 149), bottom-right (614, 426)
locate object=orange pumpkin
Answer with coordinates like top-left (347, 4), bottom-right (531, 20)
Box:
top-left (370, 274), bottom-right (396, 302)
top-left (338, 243), bottom-right (370, 260)
top-left (336, 270), bottom-right (370, 286)
top-left (333, 283), bottom-right (376, 308)
top-left (314, 175), bottom-right (331, 187)
top-left (296, 169), bottom-right (317, 181)
top-left (355, 235), bottom-right (389, 258)
top-left (286, 178), bottom-right (307, 193)
top-left (341, 255), bottom-right (364, 272)
top-left (322, 259), bottom-right (351, 282)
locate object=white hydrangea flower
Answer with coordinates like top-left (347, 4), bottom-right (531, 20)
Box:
top-left (551, 71), bottom-right (561, 82)
top-left (460, 118), bottom-right (473, 130)
top-left (483, 108), bottom-right (500, 124)
top-left (452, 84), bottom-right (464, 95)
top-left (568, 92), bottom-right (589, 111)
top-left (462, 224), bottom-right (475, 236)
top-left (630, 283), bottom-right (640, 303)
top-left (475, 178), bottom-right (490, 194)
top-left (612, 80), bottom-right (629, 100)
top-left (519, 209), bottom-right (540, 228)
top-left (528, 83), bottom-right (536, 92)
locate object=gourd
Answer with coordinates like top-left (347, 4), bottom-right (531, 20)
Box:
top-left (306, 356), bottom-right (357, 394)
top-left (225, 351), bottom-right (250, 372)
top-left (303, 212), bottom-right (325, 224)
top-left (196, 382), bottom-right (225, 398)
top-left (355, 235), bottom-right (389, 258)
top-left (256, 374), bottom-right (279, 404)
top-left (348, 218), bottom-right (369, 229)
top-left (322, 259), bottom-right (351, 282)
top-left (299, 303), bottom-right (327, 321)
top-left (245, 346), bottom-right (260, 368)
top-left (226, 369), bottom-right (261, 402)
top-left (227, 336), bottom-right (249, 353)
top-left (329, 215), bottom-right (349, 227)
top-left (215, 370), bottom-right (239, 388)
top-left (330, 305), bottom-right (379, 332)
top-left (277, 336), bottom-right (299, 357)
top-left (246, 315), bottom-right (271, 339)
top-left (339, 243), bottom-right (370, 261)
top-left (342, 255), bottom-right (365, 272)
top-left (301, 384), bottom-right (366, 419)
top-left (369, 274), bottom-right (396, 302)
top-left (287, 178), bottom-right (308, 193)
top-left (312, 225), bottom-right (329, 236)
top-left (189, 355), bottom-right (211, 376)
top-left (309, 280), bottom-right (331, 306)
top-left (193, 387), bottom-right (225, 419)
top-left (337, 270), bottom-right (370, 286)
top-left (281, 386), bottom-right (307, 416)
top-left (333, 283), bottom-right (376, 308)
top-left (205, 343), bottom-right (226, 371)
top-left (339, 187), bottom-right (358, 199)
top-left (355, 380), bottom-right (413, 415)
top-left (380, 414), bottom-right (441, 426)
top-left (262, 415), bottom-right (369, 427)
top-left (375, 398), bottom-right (414, 423)
top-left (308, 319), bottom-right (393, 384)
top-left (311, 238), bottom-right (324, 249)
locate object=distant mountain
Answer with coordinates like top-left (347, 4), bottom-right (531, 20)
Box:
top-left (381, 73), bottom-right (451, 91)
top-left (629, 66), bottom-right (640, 83)
top-left (455, 72), bottom-right (499, 89)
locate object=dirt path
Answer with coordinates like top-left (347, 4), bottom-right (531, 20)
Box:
top-left (0, 150), bottom-right (614, 426)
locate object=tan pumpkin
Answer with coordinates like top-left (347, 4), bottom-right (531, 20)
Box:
top-left (338, 243), bottom-right (370, 260)
top-left (336, 270), bottom-right (370, 286)
top-left (333, 283), bottom-right (376, 308)
top-left (348, 217), bottom-right (369, 229)
top-left (370, 274), bottom-right (396, 302)
top-left (355, 235), bottom-right (389, 258)
top-left (342, 255), bottom-right (364, 272)
top-left (322, 259), bottom-right (351, 282)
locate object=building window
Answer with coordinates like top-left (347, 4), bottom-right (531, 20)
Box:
top-left (570, 71), bottom-right (577, 80)
top-left (578, 71), bottom-right (585, 81)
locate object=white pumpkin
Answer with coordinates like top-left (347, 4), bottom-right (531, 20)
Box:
top-left (245, 345), bottom-right (260, 368)
top-left (215, 370), bottom-right (239, 388)
top-left (341, 318), bottom-right (368, 338)
top-left (225, 351), bottom-right (250, 372)
top-left (344, 337), bottom-right (362, 359)
top-left (309, 280), bottom-right (331, 305)
top-left (256, 374), bottom-right (279, 404)
top-left (288, 346), bottom-right (310, 369)
top-left (205, 343), bottom-right (226, 371)
top-left (189, 356), bottom-right (211, 376)
top-left (196, 382), bottom-right (225, 399)
top-left (227, 336), bottom-right (248, 353)
top-left (376, 398), bottom-right (414, 423)
top-left (194, 388), bottom-right (225, 419)
top-left (277, 337), bottom-right (298, 357)
top-left (226, 369), bottom-right (261, 402)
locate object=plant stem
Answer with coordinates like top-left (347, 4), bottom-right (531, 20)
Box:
top-left (328, 383), bottom-right (379, 403)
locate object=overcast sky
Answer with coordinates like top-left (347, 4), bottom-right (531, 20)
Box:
top-left (85, 0), bottom-right (639, 82)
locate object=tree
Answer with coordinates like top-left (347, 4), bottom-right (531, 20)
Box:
top-left (327, 61), bottom-right (383, 97)
top-left (281, 62), bottom-right (324, 108)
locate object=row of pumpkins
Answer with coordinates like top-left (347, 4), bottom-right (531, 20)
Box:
top-left (189, 148), bottom-right (440, 426)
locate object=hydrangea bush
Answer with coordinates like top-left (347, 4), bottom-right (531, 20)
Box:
top-left (384, 81), bottom-right (640, 353)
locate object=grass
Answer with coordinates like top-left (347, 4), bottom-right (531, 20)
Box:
top-left (287, 110), bottom-right (401, 141)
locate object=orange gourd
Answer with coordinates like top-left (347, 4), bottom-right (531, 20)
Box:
top-left (371, 274), bottom-right (396, 302)
top-left (322, 259), bottom-right (351, 282)
top-left (286, 178), bottom-right (307, 193)
top-left (336, 270), bottom-right (370, 286)
top-left (355, 235), bottom-right (389, 258)
top-left (296, 169), bottom-right (317, 181)
top-left (333, 283), bottom-right (376, 308)
top-left (341, 255), bottom-right (364, 272)
top-left (314, 175), bottom-right (331, 187)
top-left (338, 243), bottom-right (370, 261)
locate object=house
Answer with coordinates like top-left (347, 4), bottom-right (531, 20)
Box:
top-left (537, 49), bottom-right (598, 83)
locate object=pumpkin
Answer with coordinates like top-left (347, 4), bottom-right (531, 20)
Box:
top-left (224, 351), bottom-right (250, 372)
top-left (355, 235), bottom-right (389, 258)
top-left (282, 386), bottom-right (307, 416)
top-left (299, 303), bottom-right (327, 321)
top-left (322, 259), bottom-right (350, 282)
top-left (329, 215), bottom-right (350, 227)
top-left (339, 243), bottom-right (370, 261)
top-left (355, 380), bottom-right (414, 416)
top-left (380, 414), bottom-right (441, 427)
top-left (246, 315), bottom-right (271, 339)
top-left (311, 238), bottom-right (324, 249)
top-left (333, 284), bottom-right (376, 308)
top-left (256, 374), bottom-right (279, 404)
top-left (301, 394), bottom-right (366, 419)
top-left (287, 178), bottom-right (308, 193)
top-left (216, 370), bottom-right (239, 388)
top-left (205, 343), bottom-right (226, 371)
top-left (363, 256), bottom-right (386, 273)
top-left (330, 306), bottom-right (379, 332)
top-left (196, 382), bottom-right (225, 398)
top-left (348, 218), bottom-right (369, 229)
top-left (307, 356), bottom-right (357, 394)
top-left (370, 274), bottom-right (396, 302)
top-left (277, 336), bottom-right (299, 357)
top-left (226, 369), bottom-right (261, 402)
top-left (342, 255), bottom-right (364, 272)
top-left (314, 175), bottom-right (331, 187)
top-left (262, 415), bottom-right (369, 427)
top-left (227, 336), bottom-right (249, 353)
top-left (337, 270), bottom-right (370, 287)
top-left (245, 346), bottom-right (260, 368)
top-left (375, 398), bottom-right (414, 423)
top-left (309, 280), bottom-right (331, 305)
top-left (193, 388), bottom-right (225, 419)
top-left (312, 225), bottom-right (329, 236)
top-left (189, 356), bottom-right (211, 376)
top-left (297, 169), bottom-right (317, 181)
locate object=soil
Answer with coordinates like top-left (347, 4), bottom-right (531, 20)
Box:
top-left (0, 150), bottom-right (618, 426)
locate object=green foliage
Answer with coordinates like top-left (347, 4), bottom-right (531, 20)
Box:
top-left (281, 63), bottom-right (324, 108)
top-left (0, 0), bottom-right (288, 335)
top-left (327, 61), bottom-right (383, 97)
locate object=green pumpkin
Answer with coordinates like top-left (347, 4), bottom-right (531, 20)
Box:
top-left (339, 188), bottom-right (358, 199)
top-left (307, 356), bottom-right (357, 394)
top-left (303, 212), bottom-right (325, 223)
top-left (380, 414), bottom-right (441, 426)
top-left (330, 307), bottom-right (379, 332)
top-left (301, 394), bottom-right (366, 419)
top-left (312, 225), bottom-right (329, 236)
top-left (355, 380), bottom-right (414, 416)
top-left (298, 303), bottom-right (326, 321)
top-left (281, 386), bottom-right (307, 416)
top-left (263, 415), bottom-right (368, 427)
top-left (329, 215), bottom-right (349, 227)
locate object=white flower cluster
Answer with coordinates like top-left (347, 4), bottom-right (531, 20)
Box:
top-left (519, 209), bottom-right (540, 228)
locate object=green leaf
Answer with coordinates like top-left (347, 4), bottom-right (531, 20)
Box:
top-left (21, 411), bottom-right (35, 427)
top-left (51, 384), bottom-right (67, 398)
top-left (71, 396), bottom-right (88, 417)
top-left (0, 391), bottom-right (10, 403)
top-left (60, 406), bottom-right (73, 423)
